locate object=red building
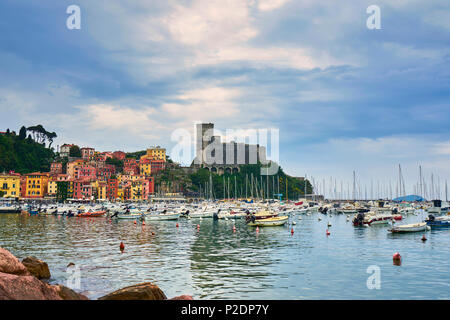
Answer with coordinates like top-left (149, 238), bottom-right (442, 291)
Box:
top-left (123, 159), bottom-right (139, 175)
top-left (150, 159), bottom-right (165, 174)
top-left (73, 179), bottom-right (93, 200)
top-left (75, 165), bottom-right (96, 181)
top-left (50, 162), bottom-right (63, 175)
top-left (106, 178), bottom-right (119, 201)
top-left (97, 164), bottom-right (116, 180)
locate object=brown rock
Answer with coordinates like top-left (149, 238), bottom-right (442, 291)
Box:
top-left (170, 295), bottom-right (194, 300)
top-left (0, 248), bottom-right (30, 276)
top-left (21, 256), bottom-right (51, 279)
top-left (0, 272), bottom-right (61, 300)
top-left (98, 282), bottom-right (167, 300)
top-left (54, 285), bottom-right (89, 300)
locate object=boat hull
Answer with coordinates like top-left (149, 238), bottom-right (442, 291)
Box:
top-left (248, 216), bottom-right (289, 227)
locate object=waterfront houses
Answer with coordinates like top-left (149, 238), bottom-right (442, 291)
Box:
top-left (0, 172), bottom-right (21, 198)
top-left (0, 145), bottom-right (162, 201)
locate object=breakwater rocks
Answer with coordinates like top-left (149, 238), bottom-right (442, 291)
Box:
top-left (0, 247), bottom-right (192, 300)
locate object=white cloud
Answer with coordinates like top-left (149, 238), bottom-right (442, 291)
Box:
top-left (258, 0), bottom-right (291, 11)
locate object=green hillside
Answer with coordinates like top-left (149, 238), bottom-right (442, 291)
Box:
top-left (0, 127), bottom-right (55, 174)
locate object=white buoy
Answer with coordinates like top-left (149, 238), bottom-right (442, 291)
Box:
top-left (318, 217), bottom-right (322, 221)
top-left (298, 217), bottom-right (302, 220)
top-left (292, 221), bottom-right (297, 225)
top-left (327, 222), bottom-right (331, 227)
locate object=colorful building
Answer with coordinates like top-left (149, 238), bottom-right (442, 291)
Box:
top-left (142, 146), bottom-right (166, 162)
top-left (60, 144), bottom-right (76, 158)
top-left (0, 172), bottom-right (21, 198)
top-left (139, 158), bottom-right (152, 176)
top-left (50, 162), bottom-right (63, 175)
top-left (24, 172), bottom-right (49, 199)
top-left (112, 151), bottom-right (126, 161)
top-left (81, 147), bottom-right (95, 160)
top-left (150, 159), bottom-right (165, 174)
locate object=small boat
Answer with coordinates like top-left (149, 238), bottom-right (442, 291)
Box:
top-left (388, 222), bottom-right (428, 233)
top-left (144, 210), bottom-right (180, 221)
top-left (247, 215), bottom-right (289, 227)
top-left (77, 210), bottom-right (106, 217)
top-left (425, 215), bottom-right (450, 228)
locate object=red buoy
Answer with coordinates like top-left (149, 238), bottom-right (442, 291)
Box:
top-left (256, 226), bottom-right (260, 233)
top-left (421, 234), bottom-right (427, 242)
top-left (233, 225), bottom-right (236, 232)
top-left (142, 221), bottom-right (146, 226)
top-left (291, 228), bottom-right (294, 235)
top-left (326, 229), bottom-right (330, 236)
top-left (119, 242), bottom-right (125, 252)
top-left (393, 252), bottom-right (401, 266)
top-left (176, 223), bottom-right (179, 228)
top-left (134, 220), bottom-right (137, 224)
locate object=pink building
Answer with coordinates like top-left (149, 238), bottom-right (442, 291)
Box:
top-left (97, 164), bottom-right (116, 180)
top-left (81, 147), bottom-right (95, 160)
top-left (75, 165), bottom-right (96, 181)
top-left (50, 162), bottom-right (63, 175)
top-left (73, 179), bottom-right (93, 200)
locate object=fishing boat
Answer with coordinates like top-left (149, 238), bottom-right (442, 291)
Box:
top-left (247, 215), bottom-right (289, 227)
top-left (144, 210), bottom-right (179, 221)
top-left (0, 204), bottom-right (21, 214)
top-left (388, 222), bottom-right (428, 233)
top-left (77, 210), bottom-right (106, 217)
top-left (425, 215), bottom-right (450, 228)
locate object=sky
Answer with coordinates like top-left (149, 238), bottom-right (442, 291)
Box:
top-left (0, 0), bottom-right (449, 199)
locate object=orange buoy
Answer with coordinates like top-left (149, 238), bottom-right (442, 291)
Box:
top-left (151, 232), bottom-right (155, 235)
top-left (291, 228), bottom-right (294, 235)
top-left (421, 234), bottom-right (427, 242)
top-left (393, 252), bottom-right (401, 265)
top-left (176, 223), bottom-right (179, 228)
top-left (134, 220), bottom-right (137, 224)
top-left (142, 221), bottom-right (146, 226)
top-left (119, 242), bottom-right (125, 252)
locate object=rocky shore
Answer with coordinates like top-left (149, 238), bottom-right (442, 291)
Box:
top-left (0, 247), bottom-right (192, 300)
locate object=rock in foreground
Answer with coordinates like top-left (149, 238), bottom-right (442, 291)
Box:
top-left (21, 256), bottom-right (51, 279)
top-left (170, 295), bottom-right (194, 300)
top-left (0, 248), bottom-right (30, 276)
top-left (98, 282), bottom-right (167, 300)
top-left (0, 272), bottom-right (61, 300)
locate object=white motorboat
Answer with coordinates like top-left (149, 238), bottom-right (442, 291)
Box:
top-left (388, 222), bottom-right (428, 233)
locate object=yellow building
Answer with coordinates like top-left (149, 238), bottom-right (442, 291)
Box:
top-left (139, 162), bottom-right (152, 176)
top-left (143, 146), bottom-right (166, 162)
top-left (0, 173), bottom-right (21, 198)
top-left (48, 180), bottom-right (58, 195)
top-left (25, 173), bottom-right (49, 199)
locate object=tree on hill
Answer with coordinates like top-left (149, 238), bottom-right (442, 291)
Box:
top-left (26, 124), bottom-right (57, 147)
top-left (19, 126), bottom-right (27, 140)
top-left (69, 145), bottom-right (81, 158)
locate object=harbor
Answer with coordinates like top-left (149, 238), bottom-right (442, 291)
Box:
top-left (0, 198), bottom-right (449, 299)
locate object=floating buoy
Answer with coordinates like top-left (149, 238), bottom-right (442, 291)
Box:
top-left (292, 221), bottom-right (297, 225)
top-left (318, 217), bottom-right (322, 221)
top-left (327, 222), bottom-right (332, 227)
top-left (134, 220), bottom-right (137, 224)
top-left (151, 232), bottom-right (155, 235)
top-left (176, 223), bottom-right (179, 228)
top-left (256, 226), bottom-right (260, 233)
top-left (421, 234), bottom-right (427, 242)
top-left (233, 225), bottom-right (236, 233)
top-left (142, 221), bottom-right (146, 226)
top-left (197, 224), bottom-right (200, 230)
top-left (326, 229), bottom-right (330, 236)
top-left (291, 228), bottom-right (294, 235)
top-left (393, 252), bottom-right (401, 265)
top-left (298, 217), bottom-right (302, 220)
top-left (119, 242), bottom-right (125, 252)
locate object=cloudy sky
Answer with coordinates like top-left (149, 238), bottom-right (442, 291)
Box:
top-left (1, 0), bottom-right (449, 198)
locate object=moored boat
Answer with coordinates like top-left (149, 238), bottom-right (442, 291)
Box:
top-left (388, 222), bottom-right (428, 233)
top-left (247, 215), bottom-right (289, 227)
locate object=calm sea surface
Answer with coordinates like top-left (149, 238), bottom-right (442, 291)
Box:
top-left (0, 211), bottom-right (448, 300)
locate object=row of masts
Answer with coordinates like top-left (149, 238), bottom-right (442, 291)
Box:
top-left (308, 164), bottom-right (448, 201)
top-left (199, 173), bottom-right (297, 201)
